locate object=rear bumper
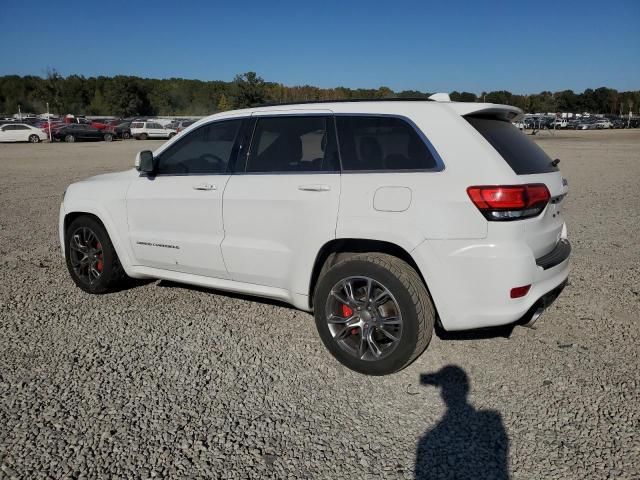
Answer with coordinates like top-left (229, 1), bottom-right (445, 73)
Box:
top-left (411, 237), bottom-right (570, 331)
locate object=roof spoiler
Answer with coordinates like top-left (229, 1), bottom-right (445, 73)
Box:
top-left (447, 103), bottom-right (524, 122)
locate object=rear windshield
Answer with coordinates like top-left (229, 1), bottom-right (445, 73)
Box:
top-left (466, 117), bottom-right (558, 175)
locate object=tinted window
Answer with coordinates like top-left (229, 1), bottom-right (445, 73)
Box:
top-left (14, 125), bottom-right (29, 130)
top-left (131, 122), bottom-right (143, 128)
top-left (246, 116), bottom-right (338, 173)
top-left (466, 117), bottom-right (557, 175)
top-left (336, 116), bottom-right (438, 171)
top-left (157, 120), bottom-right (241, 175)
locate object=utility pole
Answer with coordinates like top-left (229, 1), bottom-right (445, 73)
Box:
top-left (47, 102), bottom-right (52, 142)
top-left (18, 104), bottom-right (22, 121)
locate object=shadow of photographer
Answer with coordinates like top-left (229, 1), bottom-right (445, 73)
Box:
top-left (415, 365), bottom-right (509, 479)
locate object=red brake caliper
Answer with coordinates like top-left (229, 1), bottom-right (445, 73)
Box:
top-left (96, 242), bottom-right (103, 272)
top-left (341, 304), bottom-right (358, 335)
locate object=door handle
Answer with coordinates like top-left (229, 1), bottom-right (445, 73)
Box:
top-left (298, 184), bottom-right (331, 192)
top-left (193, 183), bottom-right (217, 191)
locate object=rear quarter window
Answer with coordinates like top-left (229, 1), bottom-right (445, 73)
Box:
top-left (336, 116), bottom-right (439, 171)
top-left (131, 122), bottom-right (143, 128)
top-left (466, 117), bottom-right (558, 175)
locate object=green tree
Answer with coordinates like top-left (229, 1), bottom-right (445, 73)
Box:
top-left (231, 71), bottom-right (266, 108)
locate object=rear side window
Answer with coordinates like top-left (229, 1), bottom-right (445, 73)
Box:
top-left (245, 116), bottom-right (339, 173)
top-left (336, 116), bottom-right (438, 171)
top-left (156, 119), bottom-right (241, 175)
top-left (131, 122), bottom-right (143, 128)
top-left (466, 117), bottom-right (558, 175)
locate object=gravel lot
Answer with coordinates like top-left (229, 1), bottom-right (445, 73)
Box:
top-left (0, 131), bottom-right (638, 479)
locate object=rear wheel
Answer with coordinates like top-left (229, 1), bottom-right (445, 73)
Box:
top-left (28, 134), bottom-right (40, 143)
top-left (122, 131), bottom-right (131, 140)
top-left (103, 132), bottom-right (113, 142)
top-left (140, 133), bottom-right (148, 140)
top-left (65, 216), bottom-right (128, 294)
top-left (64, 134), bottom-right (75, 143)
top-left (314, 253), bottom-right (435, 375)
top-left (168, 132), bottom-right (176, 138)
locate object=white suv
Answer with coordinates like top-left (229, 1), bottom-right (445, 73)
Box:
top-left (59, 99), bottom-right (570, 375)
top-left (130, 121), bottom-right (177, 140)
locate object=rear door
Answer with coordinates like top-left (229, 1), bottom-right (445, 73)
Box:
top-left (221, 111), bottom-right (341, 293)
top-left (148, 122), bottom-right (165, 138)
top-left (466, 116), bottom-right (569, 258)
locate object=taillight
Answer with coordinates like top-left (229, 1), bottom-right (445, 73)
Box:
top-left (467, 184), bottom-right (550, 221)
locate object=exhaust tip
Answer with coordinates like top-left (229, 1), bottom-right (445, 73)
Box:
top-left (522, 304), bottom-right (545, 329)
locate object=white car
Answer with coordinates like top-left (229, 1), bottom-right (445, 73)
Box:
top-left (130, 121), bottom-right (177, 140)
top-left (0, 123), bottom-right (47, 143)
top-left (59, 98), bottom-right (570, 375)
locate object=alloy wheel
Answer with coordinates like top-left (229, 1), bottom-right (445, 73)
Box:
top-left (325, 276), bottom-right (403, 361)
top-left (69, 227), bottom-right (104, 285)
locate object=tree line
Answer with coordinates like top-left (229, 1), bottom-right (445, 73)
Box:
top-left (0, 70), bottom-right (637, 117)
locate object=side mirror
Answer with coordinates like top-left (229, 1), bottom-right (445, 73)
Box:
top-left (136, 150), bottom-right (155, 174)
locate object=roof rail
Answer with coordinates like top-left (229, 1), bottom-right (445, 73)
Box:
top-left (255, 97), bottom-right (434, 108)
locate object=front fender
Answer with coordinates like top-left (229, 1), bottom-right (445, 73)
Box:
top-left (60, 198), bottom-right (136, 277)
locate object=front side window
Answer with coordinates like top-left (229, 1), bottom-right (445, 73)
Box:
top-left (336, 116), bottom-right (438, 171)
top-left (245, 116), bottom-right (338, 173)
top-left (15, 125), bottom-right (29, 130)
top-left (156, 119), bottom-right (242, 175)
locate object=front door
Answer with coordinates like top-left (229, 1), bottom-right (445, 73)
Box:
top-left (126, 118), bottom-right (244, 278)
top-left (222, 112), bottom-right (341, 294)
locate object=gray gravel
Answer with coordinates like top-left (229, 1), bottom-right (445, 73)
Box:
top-left (0, 131), bottom-right (639, 479)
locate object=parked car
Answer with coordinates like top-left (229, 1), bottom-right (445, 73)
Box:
top-left (130, 121), bottom-right (177, 140)
top-left (90, 119), bottom-right (110, 130)
top-left (576, 119), bottom-right (598, 130)
top-left (59, 98), bottom-right (570, 375)
top-left (551, 119), bottom-right (568, 129)
top-left (175, 120), bottom-right (196, 133)
top-left (53, 124), bottom-right (115, 142)
top-left (0, 123), bottom-right (47, 143)
top-left (108, 122), bottom-right (132, 139)
top-left (594, 119), bottom-right (612, 129)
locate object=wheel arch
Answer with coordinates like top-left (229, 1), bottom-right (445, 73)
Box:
top-left (308, 238), bottom-right (431, 310)
top-left (62, 208), bottom-right (136, 277)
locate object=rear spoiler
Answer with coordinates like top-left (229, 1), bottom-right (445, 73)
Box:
top-left (446, 103), bottom-right (524, 122)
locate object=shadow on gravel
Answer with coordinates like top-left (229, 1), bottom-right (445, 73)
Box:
top-left (435, 323), bottom-right (515, 341)
top-left (156, 280), bottom-right (298, 310)
top-left (415, 365), bottom-right (510, 479)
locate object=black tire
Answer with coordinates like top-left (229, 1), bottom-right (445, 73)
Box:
top-left (122, 132), bottom-right (131, 140)
top-left (140, 133), bottom-right (148, 140)
top-left (65, 134), bottom-right (75, 143)
top-left (103, 133), bottom-right (113, 142)
top-left (65, 216), bottom-right (128, 294)
top-left (28, 134), bottom-right (40, 143)
top-left (168, 132), bottom-right (176, 138)
top-left (314, 253), bottom-right (435, 375)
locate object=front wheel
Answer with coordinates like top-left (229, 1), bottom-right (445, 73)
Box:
top-left (64, 134), bottom-right (75, 143)
top-left (103, 133), bottom-right (113, 142)
top-left (314, 253), bottom-right (435, 375)
top-left (28, 134), bottom-right (40, 143)
top-left (65, 216), bottom-right (128, 294)
top-left (122, 132), bottom-right (131, 140)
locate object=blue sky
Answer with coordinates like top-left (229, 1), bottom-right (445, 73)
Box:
top-left (1, 1), bottom-right (638, 93)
